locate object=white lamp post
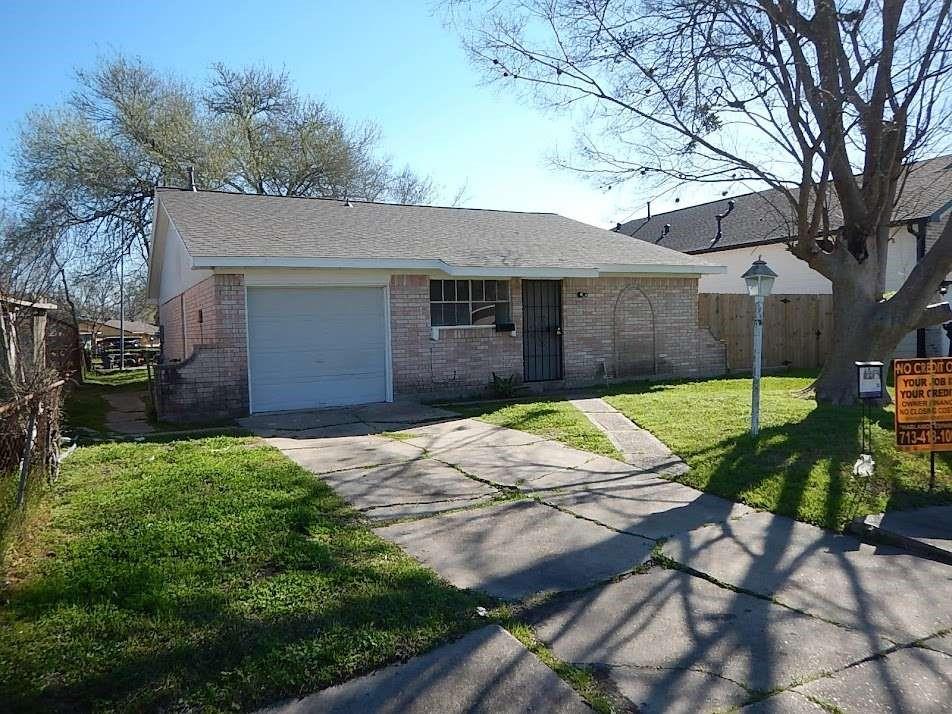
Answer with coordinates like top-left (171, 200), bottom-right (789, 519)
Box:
top-left (741, 256), bottom-right (777, 436)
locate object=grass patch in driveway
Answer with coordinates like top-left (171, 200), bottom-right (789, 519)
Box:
top-left (62, 369), bottom-right (150, 434)
top-left (0, 436), bottom-right (484, 711)
top-left (604, 374), bottom-right (952, 529)
top-left (448, 399), bottom-right (622, 459)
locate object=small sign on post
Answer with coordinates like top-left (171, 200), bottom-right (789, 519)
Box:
top-left (856, 361), bottom-right (884, 401)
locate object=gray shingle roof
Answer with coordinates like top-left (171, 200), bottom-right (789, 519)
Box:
top-left (103, 320), bottom-right (158, 335)
top-left (156, 189), bottom-right (721, 274)
top-left (617, 154), bottom-right (952, 254)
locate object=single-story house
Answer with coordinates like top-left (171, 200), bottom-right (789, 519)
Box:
top-left (78, 319), bottom-right (160, 348)
top-left (146, 188), bottom-right (728, 421)
top-left (616, 154), bottom-right (952, 362)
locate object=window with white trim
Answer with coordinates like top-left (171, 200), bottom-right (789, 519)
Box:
top-left (429, 279), bottom-right (512, 327)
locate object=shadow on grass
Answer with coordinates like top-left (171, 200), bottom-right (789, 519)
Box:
top-left (0, 439), bottom-right (485, 712)
top-left (603, 377), bottom-right (952, 528)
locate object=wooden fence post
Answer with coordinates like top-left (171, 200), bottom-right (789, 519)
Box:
top-left (15, 398), bottom-right (40, 508)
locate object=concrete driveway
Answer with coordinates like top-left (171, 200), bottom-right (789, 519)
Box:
top-left (247, 403), bottom-right (952, 714)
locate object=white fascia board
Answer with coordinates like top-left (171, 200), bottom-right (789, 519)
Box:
top-left (190, 256), bottom-right (599, 278)
top-left (189, 255), bottom-right (724, 277)
top-left (145, 200), bottom-right (164, 300)
top-left (597, 263), bottom-right (727, 275)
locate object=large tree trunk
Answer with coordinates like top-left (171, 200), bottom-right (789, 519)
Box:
top-left (810, 251), bottom-right (901, 405)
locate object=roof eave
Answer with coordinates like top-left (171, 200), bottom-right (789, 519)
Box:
top-left (597, 262), bottom-right (726, 275)
top-left (190, 256), bottom-right (724, 277)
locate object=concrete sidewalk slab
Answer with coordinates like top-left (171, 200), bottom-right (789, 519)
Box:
top-left (852, 505), bottom-right (952, 564)
top-left (321, 460), bottom-right (498, 521)
top-left (530, 568), bottom-right (888, 708)
top-left (434, 440), bottom-right (595, 487)
top-left (376, 500), bottom-right (654, 600)
top-left (921, 633), bottom-right (951, 656)
top-left (662, 511), bottom-right (952, 642)
top-left (793, 646), bottom-right (952, 713)
top-left (241, 408), bottom-right (361, 432)
top-left (103, 391), bottom-right (154, 434)
top-left (396, 419), bottom-right (546, 452)
top-left (277, 436), bottom-right (424, 474)
top-left (356, 401), bottom-right (458, 424)
top-left (739, 691), bottom-right (827, 713)
top-left (260, 625), bottom-right (591, 714)
top-left (538, 476), bottom-right (754, 539)
top-left (258, 423), bottom-right (375, 439)
top-left (602, 666), bottom-right (752, 714)
top-left (523, 462), bottom-right (646, 493)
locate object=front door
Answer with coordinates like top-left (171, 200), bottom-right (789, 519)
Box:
top-left (522, 280), bottom-right (563, 381)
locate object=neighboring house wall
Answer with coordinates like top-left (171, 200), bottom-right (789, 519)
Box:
top-left (698, 242), bottom-right (833, 294)
top-left (696, 227), bottom-right (919, 295)
top-left (694, 227), bottom-right (948, 361)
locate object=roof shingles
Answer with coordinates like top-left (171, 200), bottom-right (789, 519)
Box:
top-left (618, 154), bottom-right (952, 254)
top-left (157, 189), bottom-right (721, 273)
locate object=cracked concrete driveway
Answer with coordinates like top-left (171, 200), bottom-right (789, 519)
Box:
top-left (250, 404), bottom-right (952, 713)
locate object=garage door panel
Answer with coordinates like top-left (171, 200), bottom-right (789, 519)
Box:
top-left (247, 286), bottom-right (389, 412)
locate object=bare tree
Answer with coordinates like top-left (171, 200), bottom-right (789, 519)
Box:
top-left (449, 0), bottom-right (952, 403)
top-left (13, 55), bottom-right (439, 371)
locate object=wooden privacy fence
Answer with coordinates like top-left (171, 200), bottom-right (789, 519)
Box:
top-left (698, 293), bottom-right (834, 371)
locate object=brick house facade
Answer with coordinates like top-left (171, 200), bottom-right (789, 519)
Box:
top-left (147, 189), bottom-right (727, 422)
top-left (153, 270), bottom-right (725, 421)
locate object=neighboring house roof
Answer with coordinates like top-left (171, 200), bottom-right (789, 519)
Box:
top-left (0, 294), bottom-right (57, 311)
top-left (154, 188), bottom-right (723, 277)
top-left (102, 320), bottom-right (158, 335)
top-left (617, 154), bottom-right (952, 254)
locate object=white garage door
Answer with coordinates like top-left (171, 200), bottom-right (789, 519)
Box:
top-left (247, 286), bottom-right (389, 412)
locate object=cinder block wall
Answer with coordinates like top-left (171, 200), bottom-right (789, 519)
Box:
top-left (155, 274), bottom-right (249, 421)
top-left (390, 275), bottom-right (524, 396)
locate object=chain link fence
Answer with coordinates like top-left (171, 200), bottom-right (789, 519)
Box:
top-left (0, 380), bottom-right (65, 513)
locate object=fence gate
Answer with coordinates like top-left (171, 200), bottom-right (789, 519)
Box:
top-left (698, 293), bottom-right (833, 371)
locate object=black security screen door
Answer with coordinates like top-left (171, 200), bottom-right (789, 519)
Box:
top-left (522, 280), bottom-right (563, 381)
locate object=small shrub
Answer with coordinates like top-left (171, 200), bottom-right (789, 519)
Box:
top-left (490, 372), bottom-right (518, 398)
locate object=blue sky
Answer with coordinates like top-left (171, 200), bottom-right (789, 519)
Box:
top-left (0, 0), bottom-right (707, 227)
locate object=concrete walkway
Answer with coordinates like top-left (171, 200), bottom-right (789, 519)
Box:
top-left (570, 397), bottom-right (687, 475)
top-left (253, 405), bottom-right (952, 713)
top-left (103, 391), bottom-right (154, 435)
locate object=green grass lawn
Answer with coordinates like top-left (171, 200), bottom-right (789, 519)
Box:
top-left (448, 399), bottom-right (622, 459)
top-left (0, 437), bottom-right (484, 711)
top-left (62, 369), bottom-right (150, 434)
top-left (448, 376), bottom-right (952, 530)
top-left (604, 374), bottom-right (952, 529)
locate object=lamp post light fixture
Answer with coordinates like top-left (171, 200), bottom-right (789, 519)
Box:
top-left (741, 256), bottom-right (778, 436)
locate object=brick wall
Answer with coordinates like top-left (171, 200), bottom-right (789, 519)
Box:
top-left (562, 276), bottom-right (726, 383)
top-left (156, 272), bottom-right (724, 420)
top-left (155, 274), bottom-right (249, 422)
top-left (390, 275), bottom-right (524, 396)
top-left (391, 273), bottom-right (725, 398)
top-left (158, 294), bottom-right (185, 361)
